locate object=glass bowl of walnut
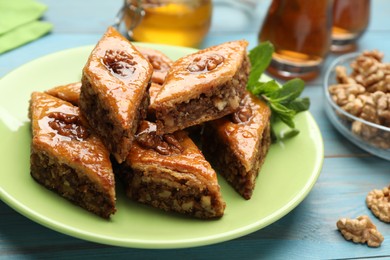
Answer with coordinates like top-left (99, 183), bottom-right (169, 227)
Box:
top-left (324, 50), bottom-right (390, 160)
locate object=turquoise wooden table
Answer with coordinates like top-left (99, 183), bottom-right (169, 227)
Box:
top-left (0, 0), bottom-right (389, 259)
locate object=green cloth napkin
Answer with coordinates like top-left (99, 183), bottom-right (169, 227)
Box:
top-left (0, 0), bottom-right (53, 54)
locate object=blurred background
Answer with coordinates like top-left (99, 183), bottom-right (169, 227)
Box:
top-left (4, 0), bottom-right (388, 80)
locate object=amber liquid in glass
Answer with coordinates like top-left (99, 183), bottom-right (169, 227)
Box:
top-left (258, 0), bottom-right (332, 81)
top-left (124, 0), bottom-right (212, 47)
top-left (331, 0), bottom-right (370, 53)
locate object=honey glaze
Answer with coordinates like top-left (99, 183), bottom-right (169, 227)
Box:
top-left (136, 120), bottom-right (183, 155)
top-left (38, 104), bottom-right (85, 143)
top-left (231, 103), bottom-right (253, 124)
top-left (155, 40), bottom-right (248, 103)
top-left (31, 92), bottom-right (113, 184)
top-left (45, 82), bottom-right (81, 106)
top-left (128, 121), bottom-right (216, 181)
top-left (83, 27), bottom-right (153, 120)
top-left (136, 46), bottom-right (173, 84)
top-left (102, 49), bottom-right (137, 79)
top-left (216, 93), bottom-right (271, 166)
top-left (90, 28), bottom-right (152, 84)
top-left (187, 53), bottom-right (224, 73)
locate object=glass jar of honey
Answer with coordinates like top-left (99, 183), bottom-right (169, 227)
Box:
top-left (331, 0), bottom-right (370, 53)
top-left (258, 0), bottom-right (333, 81)
top-left (121, 0), bottom-right (212, 48)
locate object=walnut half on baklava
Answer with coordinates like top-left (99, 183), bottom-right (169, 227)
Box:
top-left (29, 92), bottom-right (116, 218)
top-left (136, 45), bottom-right (173, 85)
top-left (79, 27), bottom-right (153, 163)
top-left (151, 40), bottom-right (250, 134)
top-left (115, 121), bottom-right (226, 219)
top-left (202, 92), bottom-right (271, 200)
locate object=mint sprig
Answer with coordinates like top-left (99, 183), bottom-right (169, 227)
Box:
top-left (248, 41), bottom-right (274, 88)
top-left (247, 42), bottom-right (310, 141)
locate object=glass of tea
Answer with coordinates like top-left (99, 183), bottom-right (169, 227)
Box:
top-left (258, 0), bottom-right (333, 81)
top-left (121, 0), bottom-right (212, 48)
top-left (331, 0), bottom-right (370, 53)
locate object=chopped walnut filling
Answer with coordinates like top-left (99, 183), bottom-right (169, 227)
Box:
top-left (366, 185), bottom-right (390, 223)
top-left (47, 112), bottom-right (89, 141)
top-left (103, 49), bottom-right (137, 78)
top-left (336, 215), bottom-right (384, 247)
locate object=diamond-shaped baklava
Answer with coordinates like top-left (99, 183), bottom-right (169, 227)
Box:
top-left (116, 120), bottom-right (226, 219)
top-left (29, 92), bottom-right (116, 218)
top-left (151, 40), bottom-right (250, 134)
top-left (202, 92), bottom-right (271, 199)
top-left (79, 27), bottom-right (153, 163)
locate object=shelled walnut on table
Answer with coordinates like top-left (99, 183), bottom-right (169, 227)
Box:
top-left (336, 215), bottom-right (384, 248)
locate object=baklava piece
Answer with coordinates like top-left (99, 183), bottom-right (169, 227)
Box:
top-left (45, 82), bottom-right (81, 106)
top-left (151, 40), bottom-right (250, 134)
top-left (136, 46), bottom-right (173, 85)
top-left (79, 27), bottom-right (153, 163)
top-left (116, 121), bottom-right (226, 219)
top-left (136, 46), bottom-right (173, 118)
top-left (149, 82), bottom-right (163, 106)
top-left (146, 82), bottom-right (163, 120)
top-left (202, 92), bottom-right (271, 199)
top-left (29, 92), bottom-right (116, 218)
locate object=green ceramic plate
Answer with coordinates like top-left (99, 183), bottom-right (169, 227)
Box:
top-left (0, 43), bottom-right (324, 249)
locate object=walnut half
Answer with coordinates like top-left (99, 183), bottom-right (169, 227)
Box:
top-left (336, 215), bottom-right (384, 247)
top-left (187, 53), bottom-right (224, 72)
top-left (136, 121), bottom-right (183, 155)
top-left (47, 112), bottom-right (89, 141)
top-left (366, 185), bottom-right (390, 223)
top-left (231, 104), bottom-right (253, 124)
top-left (103, 49), bottom-right (137, 78)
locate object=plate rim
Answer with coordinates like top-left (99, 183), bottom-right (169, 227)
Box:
top-left (0, 44), bottom-right (324, 249)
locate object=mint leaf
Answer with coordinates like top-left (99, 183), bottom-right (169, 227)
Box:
top-left (269, 102), bottom-right (296, 128)
top-left (271, 78), bottom-right (305, 104)
top-left (285, 97), bottom-right (310, 113)
top-left (246, 42), bottom-right (310, 142)
top-left (250, 80), bottom-right (279, 96)
top-left (248, 42), bottom-right (274, 87)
